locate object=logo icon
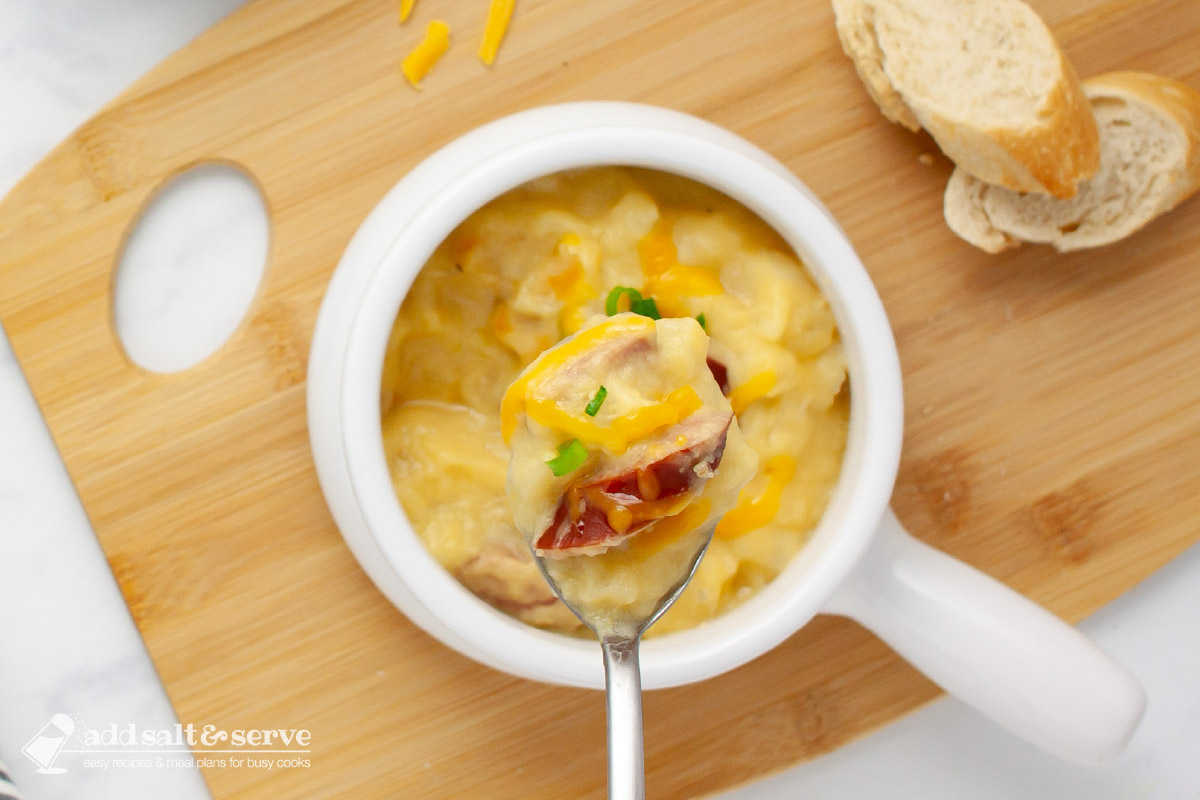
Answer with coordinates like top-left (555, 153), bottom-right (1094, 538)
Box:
top-left (21, 714), bottom-right (75, 774)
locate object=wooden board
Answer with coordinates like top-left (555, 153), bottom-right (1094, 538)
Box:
top-left (1, 0), bottom-right (1198, 796)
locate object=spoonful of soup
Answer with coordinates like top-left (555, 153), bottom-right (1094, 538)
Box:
top-left (502, 312), bottom-right (756, 800)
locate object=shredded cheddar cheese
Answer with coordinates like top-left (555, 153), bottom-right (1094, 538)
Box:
top-left (550, 235), bottom-right (598, 334)
top-left (638, 222), bottom-right (675, 276)
top-left (648, 267), bottom-right (724, 301)
top-left (501, 316), bottom-right (655, 442)
top-left (632, 498), bottom-right (712, 557)
top-left (399, 0), bottom-right (417, 23)
top-left (402, 20), bottom-right (450, 88)
top-left (549, 264), bottom-right (597, 335)
top-left (605, 386), bottom-right (701, 448)
top-left (548, 262), bottom-right (585, 299)
top-left (728, 371), bottom-right (776, 415)
top-left (523, 385), bottom-right (702, 454)
top-left (714, 456), bottom-right (796, 539)
top-left (583, 486), bottom-right (692, 535)
top-left (479, 0), bottom-right (515, 66)
top-left (637, 220), bottom-right (724, 318)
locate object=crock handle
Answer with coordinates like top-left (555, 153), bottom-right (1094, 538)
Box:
top-left (823, 507), bottom-right (1146, 764)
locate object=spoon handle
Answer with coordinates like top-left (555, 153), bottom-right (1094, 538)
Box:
top-left (602, 635), bottom-right (645, 800)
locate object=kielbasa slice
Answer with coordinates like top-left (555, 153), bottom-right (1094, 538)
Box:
top-left (534, 409), bottom-right (731, 557)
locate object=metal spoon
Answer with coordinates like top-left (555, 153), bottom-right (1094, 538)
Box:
top-left (532, 524), bottom-right (717, 800)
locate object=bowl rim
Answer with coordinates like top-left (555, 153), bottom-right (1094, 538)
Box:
top-left (335, 104), bottom-right (904, 689)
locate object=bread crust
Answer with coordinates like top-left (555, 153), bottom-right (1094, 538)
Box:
top-left (1082, 71), bottom-right (1200, 212)
top-left (943, 170), bottom-right (1015, 254)
top-left (831, 0), bottom-right (921, 130)
top-left (944, 72), bottom-right (1200, 253)
top-left (832, 0), bottom-right (1100, 198)
top-left (919, 50), bottom-right (1099, 199)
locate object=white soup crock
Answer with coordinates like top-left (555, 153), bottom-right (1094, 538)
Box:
top-left (306, 102), bottom-right (1145, 764)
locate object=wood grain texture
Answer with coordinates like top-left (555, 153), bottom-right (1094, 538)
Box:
top-left (1, 0), bottom-right (1198, 797)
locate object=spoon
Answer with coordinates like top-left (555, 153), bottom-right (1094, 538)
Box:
top-left (502, 314), bottom-right (756, 797)
top-left (532, 523), bottom-right (718, 800)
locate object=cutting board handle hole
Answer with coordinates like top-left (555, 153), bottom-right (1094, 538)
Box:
top-left (113, 162), bottom-right (271, 373)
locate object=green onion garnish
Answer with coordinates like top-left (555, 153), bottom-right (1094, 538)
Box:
top-left (584, 386), bottom-right (607, 417)
top-left (696, 313), bottom-right (707, 331)
top-left (605, 286), bottom-right (662, 320)
top-left (630, 296), bottom-right (661, 319)
top-left (546, 439), bottom-right (588, 476)
top-left (605, 286), bottom-right (642, 316)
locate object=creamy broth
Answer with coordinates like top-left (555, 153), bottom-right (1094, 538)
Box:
top-left (381, 167), bottom-right (849, 636)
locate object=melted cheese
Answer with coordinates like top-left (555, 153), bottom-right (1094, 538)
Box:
top-left (523, 384), bottom-right (702, 454)
top-left (547, 262), bottom-right (585, 299)
top-left (638, 220), bottom-right (724, 317)
top-left (714, 455), bottom-right (796, 539)
top-left (729, 371), bottom-right (777, 415)
top-left (548, 244), bottom-right (597, 335)
top-left (402, 20), bottom-right (450, 88)
top-left (500, 316), bottom-right (654, 442)
top-left (585, 486), bottom-right (693, 535)
top-left (630, 498), bottom-right (712, 557)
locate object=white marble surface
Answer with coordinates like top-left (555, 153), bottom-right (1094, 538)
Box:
top-left (0, 2), bottom-right (1197, 798)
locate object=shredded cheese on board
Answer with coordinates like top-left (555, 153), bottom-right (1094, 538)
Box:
top-left (402, 20), bottom-right (450, 88)
top-left (399, 0), bottom-right (416, 23)
top-left (479, 0), bottom-right (515, 66)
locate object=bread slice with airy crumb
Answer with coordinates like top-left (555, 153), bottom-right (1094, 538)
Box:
top-left (945, 72), bottom-right (1200, 253)
top-left (831, 0), bottom-right (1099, 198)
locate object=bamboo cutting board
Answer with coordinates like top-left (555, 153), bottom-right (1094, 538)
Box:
top-left (1, 0), bottom-right (1198, 797)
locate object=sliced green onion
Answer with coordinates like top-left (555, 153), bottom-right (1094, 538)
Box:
top-left (584, 386), bottom-right (608, 417)
top-left (605, 286), bottom-right (642, 316)
top-left (630, 296), bottom-right (661, 319)
top-left (696, 313), bottom-right (707, 331)
top-left (546, 439), bottom-right (588, 476)
top-left (605, 286), bottom-right (662, 320)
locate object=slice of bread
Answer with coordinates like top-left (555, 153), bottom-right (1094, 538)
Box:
top-left (945, 72), bottom-right (1200, 253)
top-left (832, 0), bottom-right (1099, 198)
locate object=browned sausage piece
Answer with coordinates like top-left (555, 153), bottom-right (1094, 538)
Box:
top-left (706, 356), bottom-right (730, 395)
top-left (534, 409), bottom-right (731, 557)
